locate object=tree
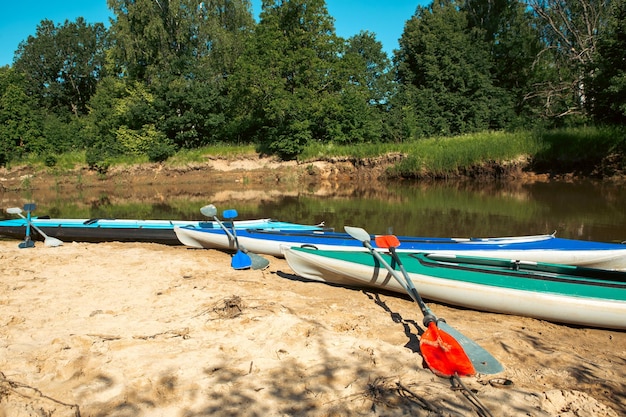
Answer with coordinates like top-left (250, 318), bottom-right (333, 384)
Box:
top-left (227, 0), bottom-right (344, 158)
top-left (527, 0), bottom-right (611, 119)
top-left (107, 0), bottom-right (186, 82)
top-left (13, 18), bottom-right (108, 117)
top-left (588, 0), bottom-right (626, 123)
top-left (0, 67), bottom-right (44, 165)
top-left (107, 0), bottom-right (254, 149)
top-left (107, 0), bottom-right (253, 80)
top-left (344, 31), bottom-right (393, 107)
top-left (394, 0), bottom-right (511, 137)
top-left (323, 31), bottom-right (393, 143)
top-left (464, 0), bottom-right (544, 123)
top-left (153, 73), bottom-right (226, 148)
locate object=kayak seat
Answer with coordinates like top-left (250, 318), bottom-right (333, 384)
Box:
top-left (83, 218), bottom-right (115, 225)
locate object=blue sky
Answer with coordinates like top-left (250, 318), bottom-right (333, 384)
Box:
top-left (0, 1), bottom-right (425, 67)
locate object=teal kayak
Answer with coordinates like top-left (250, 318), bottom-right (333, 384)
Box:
top-left (283, 247), bottom-right (626, 329)
top-left (0, 216), bottom-right (326, 245)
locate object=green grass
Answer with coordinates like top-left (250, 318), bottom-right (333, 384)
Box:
top-left (395, 130), bottom-right (544, 176)
top-left (299, 130), bottom-right (544, 177)
top-left (8, 127), bottom-right (625, 178)
top-left (299, 127), bottom-right (625, 177)
top-left (534, 125), bottom-right (625, 161)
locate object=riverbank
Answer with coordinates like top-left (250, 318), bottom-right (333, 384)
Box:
top-left (1, 240), bottom-right (624, 416)
top-left (0, 153), bottom-right (589, 198)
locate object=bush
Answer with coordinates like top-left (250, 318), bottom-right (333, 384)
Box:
top-left (44, 154), bottom-right (57, 167)
top-left (146, 139), bottom-right (176, 163)
top-left (85, 146), bottom-right (111, 174)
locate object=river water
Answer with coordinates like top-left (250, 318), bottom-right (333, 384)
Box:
top-left (1, 177), bottom-right (625, 243)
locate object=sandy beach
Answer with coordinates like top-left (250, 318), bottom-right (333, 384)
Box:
top-left (1, 239), bottom-right (624, 416)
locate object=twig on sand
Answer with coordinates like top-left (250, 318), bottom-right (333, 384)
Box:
top-left (0, 371), bottom-right (82, 417)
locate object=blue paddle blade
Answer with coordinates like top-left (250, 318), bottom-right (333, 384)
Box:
top-left (437, 321), bottom-right (504, 374)
top-left (249, 252), bottom-right (270, 270)
top-left (223, 209), bottom-right (238, 220)
top-left (19, 239), bottom-right (35, 249)
top-left (232, 250), bottom-right (252, 270)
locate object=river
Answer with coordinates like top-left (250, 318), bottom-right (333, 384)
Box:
top-left (2, 175), bottom-right (625, 244)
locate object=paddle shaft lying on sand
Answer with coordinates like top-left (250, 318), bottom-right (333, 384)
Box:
top-left (345, 226), bottom-right (503, 377)
top-left (7, 206), bottom-right (63, 247)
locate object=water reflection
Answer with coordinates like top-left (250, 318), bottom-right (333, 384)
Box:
top-left (2, 178), bottom-right (625, 243)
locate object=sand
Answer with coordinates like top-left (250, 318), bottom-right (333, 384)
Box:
top-left (1, 240), bottom-right (624, 416)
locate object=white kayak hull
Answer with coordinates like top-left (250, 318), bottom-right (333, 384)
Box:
top-left (174, 227), bottom-right (626, 270)
top-left (283, 248), bottom-right (626, 329)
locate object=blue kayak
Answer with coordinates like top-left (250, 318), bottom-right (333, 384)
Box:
top-left (174, 227), bottom-right (626, 270)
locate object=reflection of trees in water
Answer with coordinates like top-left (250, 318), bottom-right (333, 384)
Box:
top-left (4, 172), bottom-right (625, 242)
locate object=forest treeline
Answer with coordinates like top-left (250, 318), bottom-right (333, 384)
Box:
top-left (0, 0), bottom-right (624, 172)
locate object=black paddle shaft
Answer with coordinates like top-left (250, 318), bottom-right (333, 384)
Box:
top-left (388, 246), bottom-right (437, 327)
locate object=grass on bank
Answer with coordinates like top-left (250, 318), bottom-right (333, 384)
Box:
top-left (302, 126), bottom-right (625, 176)
top-left (9, 126), bottom-right (626, 177)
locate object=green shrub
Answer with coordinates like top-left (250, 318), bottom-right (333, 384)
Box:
top-left (146, 139), bottom-right (176, 163)
top-left (85, 146), bottom-right (111, 174)
top-left (44, 154), bottom-right (57, 167)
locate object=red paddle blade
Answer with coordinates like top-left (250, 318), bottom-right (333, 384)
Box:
top-left (419, 322), bottom-right (476, 378)
top-left (375, 235), bottom-right (401, 248)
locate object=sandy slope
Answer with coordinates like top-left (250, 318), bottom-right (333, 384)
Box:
top-left (1, 240), bottom-right (624, 416)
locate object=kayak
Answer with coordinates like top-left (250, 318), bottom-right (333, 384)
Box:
top-left (0, 216), bottom-right (326, 245)
top-left (173, 227), bottom-right (626, 270)
top-left (283, 246), bottom-right (626, 329)
top-left (174, 227), bottom-right (553, 254)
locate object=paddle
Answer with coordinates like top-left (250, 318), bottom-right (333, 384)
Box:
top-left (345, 226), bottom-right (502, 377)
top-left (374, 234), bottom-right (503, 376)
top-left (200, 205), bottom-right (269, 270)
top-left (221, 209), bottom-right (254, 270)
top-left (7, 205), bottom-right (63, 248)
top-left (19, 203), bottom-right (35, 248)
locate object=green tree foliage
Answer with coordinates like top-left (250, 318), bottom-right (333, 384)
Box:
top-left (3, 0), bottom-right (625, 164)
top-left (588, 0), bottom-right (626, 123)
top-left (464, 0), bottom-right (543, 123)
top-left (227, 0), bottom-right (343, 158)
top-left (83, 76), bottom-right (129, 169)
top-left (228, 0), bottom-right (390, 158)
top-left (394, 0), bottom-right (512, 138)
top-left (343, 31), bottom-right (393, 107)
top-left (107, 0), bottom-right (253, 79)
top-left (0, 67), bottom-right (43, 165)
top-left (84, 76), bottom-right (177, 167)
top-left (107, 0), bottom-right (184, 82)
top-left (13, 18), bottom-right (108, 117)
top-left (107, 0), bottom-right (253, 150)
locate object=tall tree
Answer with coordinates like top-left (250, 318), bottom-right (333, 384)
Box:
top-left (0, 67), bottom-right (43, 165)
top-left (107, 0), bottom-right (188, 81)
top-left (107, 0), bottom-right (254, 148)
top-left (13, 18), bottom-right (108, 117)
top-left (228, 0), bottom-right (344, 158)
top-left (343, 31), bottom-right (393, 107)
top-left (464, 0), bottom-right (543, 122)
top-left (196, 0), bottom-right (255, 78)
top-left (107, 0), bottom-right (253, 81)
top-left (587, 0), bottom-right (626, 123)
top-left (527, 0), bottom-right (610, 119)
top-left (394, 0), bottom-right (511, 137)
